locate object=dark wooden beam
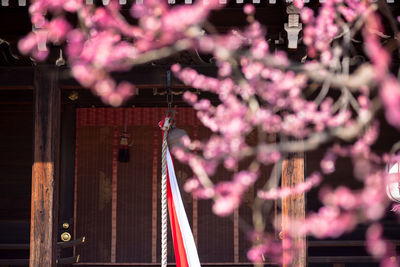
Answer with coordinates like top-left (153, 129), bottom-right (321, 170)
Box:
top-left (281, 152), bottom-right (306, 267)
top-left (0, 258), bottom-right (29, 265)
top-left (30, 65), bottom-right (60, 267)
top-left (0, 65), bottom-right (218, 89)
top-left (0, 243), bottom-right (30, 249)
top-left (308, 256), bottom-right (376, 263)
top-left (0, 66), bottom-right (34, 89)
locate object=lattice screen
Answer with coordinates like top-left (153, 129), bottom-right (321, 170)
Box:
top-left (74, 107), bottom-right (274, 265)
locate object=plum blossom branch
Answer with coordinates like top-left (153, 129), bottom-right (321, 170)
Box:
top-left (20, 0), bottom-right (400, 265)
top-left (257, 172), bottom-right (322, 200)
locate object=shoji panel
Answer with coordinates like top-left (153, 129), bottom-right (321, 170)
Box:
top-left (74, 107), bottom-right (274, 264)
top-left (116, 125), bottom-right (154, 262)
top-left (75, 126), bottom-right (113, 262)
top-left (197, 127), bottom-right (234, 263)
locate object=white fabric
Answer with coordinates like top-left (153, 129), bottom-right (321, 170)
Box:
top-left (167, 148), bottom-right (201, 267)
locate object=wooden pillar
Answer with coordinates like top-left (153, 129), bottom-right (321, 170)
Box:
top-left (282, 152), bottom-right (306, 267)
top-left (30, 65), bottom-right (60, 267)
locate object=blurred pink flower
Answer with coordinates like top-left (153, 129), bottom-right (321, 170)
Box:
top-left (243, 4), bottom-right (255, 15)
top-left (380, 76), bottom-right (400, 129)
top-left (48, 18), bottom-right (71, 43)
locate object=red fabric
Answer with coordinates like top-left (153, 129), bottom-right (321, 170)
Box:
top-left (161, 128), bottom-right (189, 267)
top-left (167, 171), bottom-right (189, 267)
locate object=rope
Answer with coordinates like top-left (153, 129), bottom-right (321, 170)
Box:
top-left (162, 70), bottom-right (173, 266)
top-left (161, 125), bottom-right (169, 267)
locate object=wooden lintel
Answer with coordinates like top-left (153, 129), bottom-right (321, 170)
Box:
top-left (0, 65), bottom-right (218, 89)
top-left (30, 65), bottom-right (60, 267)
top-left (281, 152), bottom-right (306, 267)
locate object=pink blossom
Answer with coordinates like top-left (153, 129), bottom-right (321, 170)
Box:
top-left (366, 223), bottom-right (399, 266)
top-left (234, 171), bottom-right (258, 187)
top-left (380, 76), bottom-right (400, 129)
top-left (338, 6), bottom-right (356, 22)
top-left (391, 203), bottom-right (400, 214)
top-left (93, 8), bottom-right (115, 29)
top-left (212, 171), bottom-right (258, 216)
top-left (321, 152), bottom-right (336, 174)
top-left (306, 208), bottom-right (357, 239)
top-left (107, 92), bottom-right (123, 107)
top-left (161, 2), bottom-right (221, 33)
top-left (32, 49), bottom-right (49, 61)
top-left (243, 4), bottom-right (255, 15)
top-left (116, 81), bottom-right (135, 99)
top-left (247, 237), bottom-right (284, 264)
top-left (31, 12), bottom-right (46, 28)
top-left (193, 187), bottom-right (215, 199)
top-left (94, 78), bottom-right (115, 98)
top-left (257, 149), bottom-right (281, 164)
top-left (247, 244), bottom-right (266, 264)
top-left (293, 0), bottom-right (304, 9)
top-left (63, 0), bottom-right (82, 12)
top-left (218, 62), bottom-right (232, 77)
top-left (300, 8), bottom-right (314, 24)
top-left (71, 63), bottom-right (98, 87)
top-left (182, 91), bottom-right (198, 104)
top-left (48, 18), bottom-right (71, 43)
top-left (18, 30), bottom-right (50, 60)
top-left (184, 178), bottom-right (200, 193)
top-left (212, 193), bottom-right (240, 217)
top-left (18, 32), bottom-right (37, 55)
top-left (66, 30), bottom-right (85, 59)
top-left (363, 14), bottom-right (390, 80)
top-left (258, 172), bottom-right (321, 200)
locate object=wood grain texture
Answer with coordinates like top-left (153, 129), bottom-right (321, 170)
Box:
top-left (282, 152), bottom-right (306, 267)
top-left (30, 65), bottom-right (60, 267)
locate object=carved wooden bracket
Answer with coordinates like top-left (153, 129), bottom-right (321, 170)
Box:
top-left (284, 5), bottom-right (302, 50)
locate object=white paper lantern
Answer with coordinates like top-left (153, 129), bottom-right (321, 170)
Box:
top-left (386, 163), bottom-right (400, 203)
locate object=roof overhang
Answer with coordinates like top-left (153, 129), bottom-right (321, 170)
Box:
top-left (0, 0), bottom-right (395, 7)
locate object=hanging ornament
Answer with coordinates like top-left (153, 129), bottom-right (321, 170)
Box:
top-left (386, 162), bottom-right (400, 203)
top-left (118, 132), bottom-right (130, 162)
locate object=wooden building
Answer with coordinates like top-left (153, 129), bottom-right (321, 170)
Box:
top-left (1, 1), bottom-right (400, 267)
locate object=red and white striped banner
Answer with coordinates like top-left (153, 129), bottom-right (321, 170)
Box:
top-left (166, 146), bottom-right (201, 267)
top-left (161, 126), bottom-right (201, 267)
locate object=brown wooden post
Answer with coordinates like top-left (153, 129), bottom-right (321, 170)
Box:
top-left (30, 65), bottom-right (60, 267)
top-left (282, 152), bottom-right (306, 267)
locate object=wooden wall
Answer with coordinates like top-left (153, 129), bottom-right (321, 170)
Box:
top-left (0, 90), bottom-right (32, 238)
top-left (0, 90), bottom-right (32, 262)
